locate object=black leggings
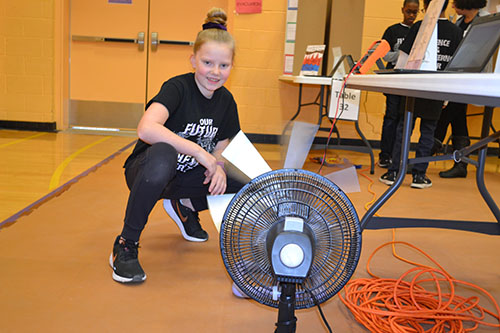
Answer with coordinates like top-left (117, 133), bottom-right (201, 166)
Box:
top-left (121, 142), bottom-right (245, 242)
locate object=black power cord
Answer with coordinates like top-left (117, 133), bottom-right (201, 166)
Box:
top-left (304, 287), bottom-right (333, 333)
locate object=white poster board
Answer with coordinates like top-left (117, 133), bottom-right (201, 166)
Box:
top-left (221, 131), bottom-right (272, 180)
top-left (328, 79), bottom-right (361, 121)
top-left (283, 121), bottom-right (319, 169)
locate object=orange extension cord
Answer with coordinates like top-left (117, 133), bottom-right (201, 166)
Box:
top-left (338, 167), bottom-right (500, 333)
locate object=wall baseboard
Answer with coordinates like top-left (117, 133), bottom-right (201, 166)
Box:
top-left (0, 121), bottom-right (57, 132)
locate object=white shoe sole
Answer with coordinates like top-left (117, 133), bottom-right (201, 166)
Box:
top-left (163, 199), bottom-right (207, 242)
top-left (109, 253), bottom-right (146, 283)
top-left (410, 182), bottom-right (432, 189)
top-left (379, 178), bottom-right (395, 186)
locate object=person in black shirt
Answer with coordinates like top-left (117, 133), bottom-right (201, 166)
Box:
top-left (378, 0), bottom-right (420, 168)
top-left (379, 0), bottom-right (463, 189)
top-left (434, 0), bottom-right (487, 178)
top-left (109, 8), bottom-right (244, 284)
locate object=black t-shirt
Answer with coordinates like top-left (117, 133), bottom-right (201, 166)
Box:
top-left (382, 23), bottom-right (411, 69)
top-left (399, 19), bottom-right (463, 119)
top-left (125, 73), bottom-right (241, 172)
top-left (456, 13), bottom-right (482, 34)
top-left (457, 17), bottom-right (471, 32)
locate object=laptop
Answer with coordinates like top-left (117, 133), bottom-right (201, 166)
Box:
top-left (375, 12), bottom-right (500, 74)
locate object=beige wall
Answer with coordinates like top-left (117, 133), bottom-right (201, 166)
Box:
top-left (0, 0), bottom-right (55, 123)
top-left (0, 0), bottom-right (498, 143)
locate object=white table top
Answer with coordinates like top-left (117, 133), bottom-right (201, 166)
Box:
top-left (279, 75), bottom-right (333, 86)
top-left (280, 73), bottom-right (500, 107)
top-left (346, 73), bottom-right (500, 107)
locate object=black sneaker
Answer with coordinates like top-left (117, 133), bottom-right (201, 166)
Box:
top-left (109, 235), bottom-right (146, 283)
top-left (411, 174), bottom-right (432, 189)
top-left (378, 156), bottom-right (392, 168)
top-left (379, 171), bottom-right (396, 186)
top-left (163, 199), bottom-right (208, 242)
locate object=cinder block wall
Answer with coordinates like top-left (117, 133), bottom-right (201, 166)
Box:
top-left (0, 0), bottom-right (497, 142)
top-left (0, 0), bottom-right (55, 123)
top-left (228, 0), bottom-right (406, 139)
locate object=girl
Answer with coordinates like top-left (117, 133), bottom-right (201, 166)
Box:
top-left (110, 8), bottom-right (244, 284)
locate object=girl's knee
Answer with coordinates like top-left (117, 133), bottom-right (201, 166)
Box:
top-left (144, 143), bottom-right (177, 184)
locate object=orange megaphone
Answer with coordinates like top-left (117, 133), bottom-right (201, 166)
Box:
top-left (357, 39), bottom-right (390, 74)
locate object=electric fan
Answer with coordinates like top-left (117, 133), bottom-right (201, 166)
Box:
top-left (220, 169), bottom-right (362, 332)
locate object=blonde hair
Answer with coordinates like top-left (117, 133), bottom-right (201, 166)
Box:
top-left (194, 8), bottom-right (235, 59)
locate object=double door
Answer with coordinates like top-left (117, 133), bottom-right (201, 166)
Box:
top-left (70, 0), bottom-right (227, 130)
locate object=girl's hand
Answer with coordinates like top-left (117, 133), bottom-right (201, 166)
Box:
top-left (195, 149), bottom-right (217, 176)
top-left (204, 164), bottom-right (227, 195)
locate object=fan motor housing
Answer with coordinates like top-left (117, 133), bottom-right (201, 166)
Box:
top-left (266, 216), bottom-right (315, 284)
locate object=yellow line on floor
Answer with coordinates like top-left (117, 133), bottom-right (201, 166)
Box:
top-left (49, 136), bottom-right (112, 190)
top-left (0, 133), bottom-right (47, 149)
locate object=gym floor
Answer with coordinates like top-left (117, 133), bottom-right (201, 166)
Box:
top-left (1, 129), bottom-right (499, 332)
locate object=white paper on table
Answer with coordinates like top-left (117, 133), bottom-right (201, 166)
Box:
top-left (221, 130), bottom-right (272, 180)
top-left (331, 46), bottom-right (345, 79)
top-left (207, 193), bottom-right (235, 232)
top-left (324, 166), bottom-right (360, 193)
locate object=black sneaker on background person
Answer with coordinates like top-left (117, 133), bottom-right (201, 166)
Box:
top-left (163, 199), bottom-right (209, 242)
top-left (378, 155), bottom-right (392, 168)
top-left (109, 235), bottom-right (146, 283)
top-left (411, 174), bottom-right (432, 189)
top-left (379, 171), bottom-right (397, 186)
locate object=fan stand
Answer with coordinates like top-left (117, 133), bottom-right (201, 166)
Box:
top-left (275, 283), bottom-right (297, 333)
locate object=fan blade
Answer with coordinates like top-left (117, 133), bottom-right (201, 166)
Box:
top-left (324, 165), bottom-right (361, 193)
top-left (282, 121), bottom-right (319, 169)
top-left (222, 131), bottom-right (272, 179)
top-left (206, 193), bottom-right (235, 232)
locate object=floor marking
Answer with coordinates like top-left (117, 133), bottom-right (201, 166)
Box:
top-left (1, 139), bottom-right (136, 228)
top-left (48, 136), bottom-right (112, 190)
top-left (0, 133), bottom-right (47, 149)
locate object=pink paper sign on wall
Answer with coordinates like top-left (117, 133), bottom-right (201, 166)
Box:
top-left (236, 0), bottom-right (262, 14)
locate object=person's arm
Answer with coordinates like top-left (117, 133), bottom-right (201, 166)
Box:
top-left (382, 27), bottom-right (399, 64)
top-left (384, 50), bottom-right (399, 64)
top-left (137, 102), bottom-right (218, 178)
top-left (204, 139), bottom-right (230, 195)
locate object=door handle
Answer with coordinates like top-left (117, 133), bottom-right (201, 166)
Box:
top-left (151, 32), bottom-right (159, 52)
top-left (137, 32), bottom-right (145, 51)
top-left (151, 32), bottom-right (193, 52)
top-left (72, 32), bottom-right (146, 51)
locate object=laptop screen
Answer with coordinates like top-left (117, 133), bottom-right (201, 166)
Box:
top-left (446, 12), bottom-right (500, 72)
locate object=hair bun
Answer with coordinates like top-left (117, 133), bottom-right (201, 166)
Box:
top-left (205, 7), bottom-right (227, 27)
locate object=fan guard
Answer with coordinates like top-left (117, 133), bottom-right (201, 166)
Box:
top-left (220, 169), bottom-right (362, 309)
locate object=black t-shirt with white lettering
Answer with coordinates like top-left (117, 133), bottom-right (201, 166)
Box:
top-left (400, 19), bottom-right (463, 71)
top-left (125, 73), bottom-right (240, 173)
top-left (399, 19), bottom-right (462, 119)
